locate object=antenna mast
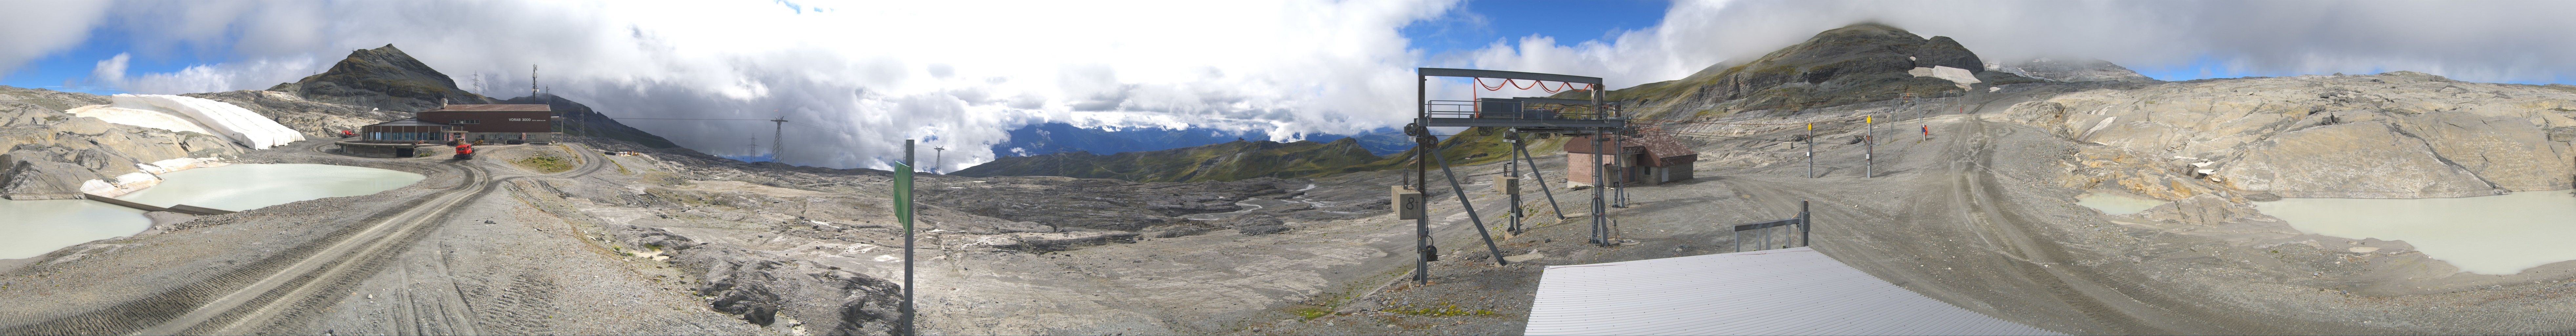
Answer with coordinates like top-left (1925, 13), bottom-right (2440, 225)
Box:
top-left (530, 65), bottom-right (540, 97)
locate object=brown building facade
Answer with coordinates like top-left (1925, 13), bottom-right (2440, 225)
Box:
top-left (415, 104), bottom-right (556, 142)
top-left (1564, 133), bottom-right (1696, 187)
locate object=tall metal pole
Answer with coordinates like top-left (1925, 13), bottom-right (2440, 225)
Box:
top-left (900, 139), bottom-right (916, 335)
top-left (1505, 132), bottom-right (1522, 234)
top-left (933, 147), bottom-right (946, 174)
top-left (1591, 129), bottom-right (1607, 246)
top-left (1806, 123), bottom-right (1815, 178)
top-left (1590, 88), bottom-right (1609, 246)
top-left (1866, 115), bottom-right (1874, 178)
top-left (1414, 75), bottom-right (1431, 284)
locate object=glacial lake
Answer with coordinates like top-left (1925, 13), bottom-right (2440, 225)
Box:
top-left (2075, 192), bottom-right (2168, 215)
top-left (0, 163), bottom-right (422, 259)
top-left (2256, 191), bottom-right (2576, 275)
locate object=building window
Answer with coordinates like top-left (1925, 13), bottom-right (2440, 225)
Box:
top-left (454, 119), bottom-right (480, 124)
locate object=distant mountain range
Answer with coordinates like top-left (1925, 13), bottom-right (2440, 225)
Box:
top-left (989, 123), bottom-right (1411, 158)
top-left (954, 137), bottom-right (1394, 182)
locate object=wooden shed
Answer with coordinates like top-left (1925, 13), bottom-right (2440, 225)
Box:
top-left (1564, 133), bottom-right (1696, 187)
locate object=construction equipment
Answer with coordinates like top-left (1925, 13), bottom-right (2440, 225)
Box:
top-left (453, 143), bottom-right (475, 160)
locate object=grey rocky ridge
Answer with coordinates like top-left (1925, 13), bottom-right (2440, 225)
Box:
top-left (4, 21), bottom-right (2576, 336)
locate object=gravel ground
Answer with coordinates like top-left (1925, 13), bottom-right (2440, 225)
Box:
top-left (1252, 101), bottom-right (2576, 335)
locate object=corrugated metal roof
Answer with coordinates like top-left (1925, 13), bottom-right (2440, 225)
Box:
top-left (1562, 135), bottom-right (1644, 155)
top-left (363, 118), bottom-right (451, 127)
top-left (426, 104), bottom-right (551, 112)
top-left (1525, 247), bottom-right (2058, 335)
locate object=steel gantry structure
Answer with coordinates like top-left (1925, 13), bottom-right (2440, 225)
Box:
top-left (1403, 68), bottom-right (1628, 284)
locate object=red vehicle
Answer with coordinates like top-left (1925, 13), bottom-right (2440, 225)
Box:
top-left (453, 143), bottom-right (475, 160)
top-left (338, 130), bottom-right (357, 138)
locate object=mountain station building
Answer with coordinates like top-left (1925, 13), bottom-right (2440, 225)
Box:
top-left (344, 102), bottom-right (557, 158)
top-left (357, 103), bottom-right (557, 144)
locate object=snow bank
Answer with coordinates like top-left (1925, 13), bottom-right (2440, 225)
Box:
top-left (137, 157), bottom-right (227, 174)
top-left (109, 94), bottom-right (305, 149)
top-left (66, 105), bottom-right (216, 136)
top-left (1907, 66), bottom-right (1981, 90)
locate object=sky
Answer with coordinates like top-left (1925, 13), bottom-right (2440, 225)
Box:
top-left (2, 0), bottom-right (2573, 170)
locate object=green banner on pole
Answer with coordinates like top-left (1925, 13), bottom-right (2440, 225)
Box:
top-left (893, 162), bottom-right (913, 228)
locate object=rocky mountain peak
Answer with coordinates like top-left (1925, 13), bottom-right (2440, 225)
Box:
top-left (268, 44), bottom-right (493, 112)
top-left (1605, 23), bottom-right (2039, 116)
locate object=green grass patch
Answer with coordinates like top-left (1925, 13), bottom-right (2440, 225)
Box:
top-left (1382, 303), bottom-right (1494, 317)
top-left (513, 155), bottom-right (575, 173)
top-left (1290, 306), bottom-right (1333, 320)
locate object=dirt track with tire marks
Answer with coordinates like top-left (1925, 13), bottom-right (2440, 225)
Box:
top-left (2, 142), bottom-right (620, 335)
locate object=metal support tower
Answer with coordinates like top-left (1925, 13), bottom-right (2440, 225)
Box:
top-left (771, 118), bottom-right (787, 163)
top-left (933, 147), bottom-right (946, 174)
top-left (1408, 68), bottom-right (1616, 283)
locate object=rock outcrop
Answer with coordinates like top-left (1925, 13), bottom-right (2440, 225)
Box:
top-left (610, 224), bottom-right (902, 335)
top-left (0, 155), bottom-right (98, 200)
top-left (2224, 122), bottom-right (2499, 198)
top-left (0, 88), bottom-right (251, 199)
top-left (2015, 72), bottom-right (2576, 198)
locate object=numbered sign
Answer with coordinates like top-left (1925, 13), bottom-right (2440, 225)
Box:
top-left (1392, 185), bottom-right (1425, 220)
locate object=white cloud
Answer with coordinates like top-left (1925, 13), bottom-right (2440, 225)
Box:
top-left (89, 53), bottom-right (128, 87)
top-left (0, 1), bottom-right (115, 75)
top-left (121, 55), bottom-right (324, 94)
